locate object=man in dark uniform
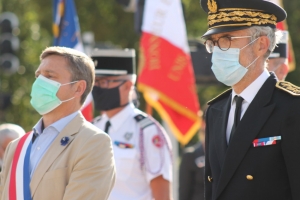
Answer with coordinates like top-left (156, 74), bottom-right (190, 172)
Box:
top-left (179, 120), bottom-right (205, 200)
top-left (200, 0), bottom-right (300, 200)
top-left (268, 30), bottom-right (289, 81)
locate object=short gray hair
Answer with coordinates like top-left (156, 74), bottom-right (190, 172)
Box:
top-left (40, 46), bottom-right (95, 105)
top-left (0, 123), bottom-right (25, 146)
top-left (248, 26), bottom-right (282, 58)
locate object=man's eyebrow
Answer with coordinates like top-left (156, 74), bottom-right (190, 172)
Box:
top-left (45, 69), bottom-right (58, 74)
top-left (36, 69), bottom-right (58, 75)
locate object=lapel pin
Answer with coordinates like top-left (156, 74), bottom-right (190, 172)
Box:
top-left (60, 136), bottom-right (69, 146)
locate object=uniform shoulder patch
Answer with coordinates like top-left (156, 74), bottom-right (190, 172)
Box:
top-left (134, 113), bottom-right (147, 122)
top-left (207, 88), bottom-right (232, 105)
top-left (276, 81), bottom-right (300, 96)
top-left (134, 114), bottom-right (155, 130)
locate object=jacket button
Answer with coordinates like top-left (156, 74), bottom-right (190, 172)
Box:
top-left (246, 175), bottom-right (253, 180)
top-left (208, 176), bottom-right (213, 182)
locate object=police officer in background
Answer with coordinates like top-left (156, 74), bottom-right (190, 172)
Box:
top-left (200, 0), bottom-right (300, 199)
top-left (91, 49), bottom-right (173, 200)
top-left (268, 30), bottom-right (289, 81)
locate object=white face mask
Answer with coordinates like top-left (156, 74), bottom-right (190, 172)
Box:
top-left (211, 37), bottom-right (260, 86)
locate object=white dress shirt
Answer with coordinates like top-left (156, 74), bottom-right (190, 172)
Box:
top-left (30, 111), bottom-right (79, 177)
top-left (226, 69), bottom-right (270, 143)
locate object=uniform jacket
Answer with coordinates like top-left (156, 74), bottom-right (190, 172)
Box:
top-left (93, 104), bottom-right (172, 200)
top-left (179, 143), bottom-right (205, 200)
top-left (0, 113), bottom-right (116, 200)
top-left (205, 74), bottom-right (300, 200)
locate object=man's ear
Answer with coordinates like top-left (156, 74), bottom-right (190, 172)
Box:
top-left (256, 36), bottom-right (270, 57)
top-left (74, 80), bottom-right (87, 97)
top-left (123, 80), bottom-right (133, 92)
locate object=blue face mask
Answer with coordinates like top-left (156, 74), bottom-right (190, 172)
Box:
top-left (30, 75), bottom-right (78, 115)
top-left (211, 37), bottom-right (260, 86)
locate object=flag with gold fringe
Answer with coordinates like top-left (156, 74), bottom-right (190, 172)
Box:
top-left (137, 0), bottom-right (201, 145)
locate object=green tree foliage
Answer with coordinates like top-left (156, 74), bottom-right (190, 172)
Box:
top-left (0, 0), bottom-right (299, 133)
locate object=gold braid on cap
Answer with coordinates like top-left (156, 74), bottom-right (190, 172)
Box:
top-left (208, 9), bottom-right (277, 27)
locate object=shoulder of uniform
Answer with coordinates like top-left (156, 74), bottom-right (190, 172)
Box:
top-left (207, 88), bottom-right (232, 105)
top-left (276, 81), bottom-right (300, 96)
top-left (92, 116), bottom-right (102, 124)
top-left (134, 113), bottom-right (155, 130)
top-left (134, 112), bottom-right (147, 122)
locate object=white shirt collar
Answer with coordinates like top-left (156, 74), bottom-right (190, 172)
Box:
top-left (232, 69), bottom-right (270, 104)
top-left (102, 103), bottom-right (136, 131)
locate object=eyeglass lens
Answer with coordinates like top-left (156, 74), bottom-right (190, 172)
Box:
top-left (205, 36), bottom-right (231, 53)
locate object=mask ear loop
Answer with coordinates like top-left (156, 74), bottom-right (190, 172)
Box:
top-left (240, 37), bottom-right (260, 69)
top-left (245, 57), bottom-right (260, 69)
top-left (61, 80), bottom-right (79, 86)
top-left (240, 36), bottom-right (260, 50)
top-left (61, 96), bottom-right (75, 103)
top-left (60, 80), bottom-right (79, 102)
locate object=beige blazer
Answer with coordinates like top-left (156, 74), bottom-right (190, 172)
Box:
top-left (0, 113), bottom-right (115, 200)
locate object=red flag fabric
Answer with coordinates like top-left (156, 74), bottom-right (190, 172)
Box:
top-left (137, 0), bottom-right (201, 145)
top-left (80, 92), bottom-right (94, 122)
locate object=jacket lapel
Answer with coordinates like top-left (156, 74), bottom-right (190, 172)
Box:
top-left (30, 113), bottom-right (85, 196)
top-left (212, 94), bottom-right (232, 169)
top-left (215, 75), bottom-right (277, 198)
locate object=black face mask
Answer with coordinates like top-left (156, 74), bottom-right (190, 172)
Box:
top-left (92, 84), bottom-right (124, 111)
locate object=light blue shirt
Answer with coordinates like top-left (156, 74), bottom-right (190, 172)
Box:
top-left (30, 111), bottom-right (79, 177)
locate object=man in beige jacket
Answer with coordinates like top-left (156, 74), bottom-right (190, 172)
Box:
top-left (0, 46), bottom-right (115, 200)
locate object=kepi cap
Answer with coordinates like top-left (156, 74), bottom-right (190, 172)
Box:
top-left (269, 30), bottom-right (288, 59)
top-left (91, 49), bottom-right (136, 76)
top-left (200, 0), bottom-right (287, 39)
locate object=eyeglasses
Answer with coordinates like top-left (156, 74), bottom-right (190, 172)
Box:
top-left (204, 36), bottom-right (252, 53)
top-left (95, 78), bottom-right (127, 89)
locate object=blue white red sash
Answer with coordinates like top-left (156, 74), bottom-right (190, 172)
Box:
top-left (9, 131), bottom-right (33, 200)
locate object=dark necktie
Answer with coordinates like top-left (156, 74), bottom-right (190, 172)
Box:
top-left (32, 128), bottom-right (39, 143)
top-left (104, 121), bottom-right (111, 134)
top-left (229, 95), bottom-right (244, 142)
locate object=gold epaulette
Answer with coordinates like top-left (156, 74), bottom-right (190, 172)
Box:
top-left (276, 81), bottom-right (300, 96)
top-left (207, 88), bottom-right (232, 105)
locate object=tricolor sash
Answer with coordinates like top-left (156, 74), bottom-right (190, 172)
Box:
top-left (9, 131), bottom-right (33, 200)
